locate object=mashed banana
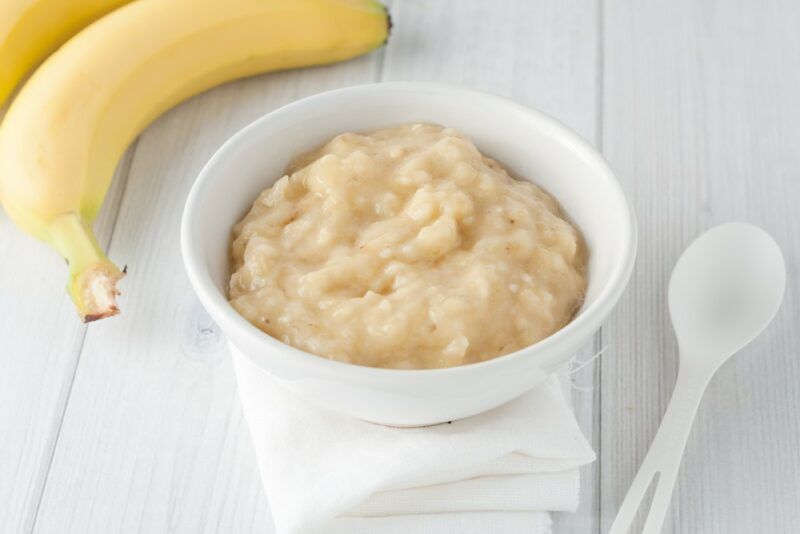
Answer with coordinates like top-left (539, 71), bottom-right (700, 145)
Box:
top-left (229, 124), bottom-right (586, 369)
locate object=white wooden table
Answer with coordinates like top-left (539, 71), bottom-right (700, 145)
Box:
top-left (2, 1), bottom-right (798, 532)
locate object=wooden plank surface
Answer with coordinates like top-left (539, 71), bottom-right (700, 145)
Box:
top-left (0, 145), bottom-right (135, 534)
top-left (601, 0), bottom-right (800, 532)
top-left (1, 0), bottom-right (798, 533)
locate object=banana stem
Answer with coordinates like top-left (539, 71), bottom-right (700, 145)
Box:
top-left (47, 214), bottom-right (124, 321)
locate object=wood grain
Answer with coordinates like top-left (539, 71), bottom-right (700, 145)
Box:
top-left (382, 0), bottom-right (599, 141)
top-left (601, 0), bottom-right (800, 532)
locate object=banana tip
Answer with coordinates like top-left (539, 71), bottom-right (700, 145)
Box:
top-left (76, 264), bottom-right (125, 322)
top-left (84, 308), bottom-right (120, 323)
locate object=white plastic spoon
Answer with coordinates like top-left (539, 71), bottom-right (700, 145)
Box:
top-left (609, 223), bottom-right (786, 534)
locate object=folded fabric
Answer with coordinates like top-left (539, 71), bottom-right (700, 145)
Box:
top-left (231, 345), bottom-right (595, 534)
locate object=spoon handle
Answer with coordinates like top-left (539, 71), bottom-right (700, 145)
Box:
top-left (609, 363), bottom-right (711, 534)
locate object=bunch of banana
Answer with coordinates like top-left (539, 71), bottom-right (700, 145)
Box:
top-left (0, 0), bottom-right (390, 321)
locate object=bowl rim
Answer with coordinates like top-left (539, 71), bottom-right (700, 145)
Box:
top-left (181, 81), bottom-right (637, 378)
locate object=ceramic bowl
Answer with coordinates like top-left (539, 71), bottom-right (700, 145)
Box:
top-left (181, 82), bottom-right (636, 426)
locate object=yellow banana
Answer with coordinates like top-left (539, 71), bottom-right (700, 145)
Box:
top-left (0, 0), bottom-right (133, 106)
top-left (0, 0), bottom-right (390, 321)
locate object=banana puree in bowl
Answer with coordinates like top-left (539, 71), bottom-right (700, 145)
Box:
top-left (228, 124), bottom-right (587, 369)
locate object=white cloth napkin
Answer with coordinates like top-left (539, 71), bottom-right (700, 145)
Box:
top-left (231, 346), bottom-right (595, 534)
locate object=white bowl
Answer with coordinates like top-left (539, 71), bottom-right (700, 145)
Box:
top-left (181, 82), bottom-right (636, 426)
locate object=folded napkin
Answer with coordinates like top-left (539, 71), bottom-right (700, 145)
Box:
top-left (231, 346), bottom-right (595, 534)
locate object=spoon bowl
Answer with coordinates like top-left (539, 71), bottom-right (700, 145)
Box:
top-left (669, 223), bottom-right (787, 363)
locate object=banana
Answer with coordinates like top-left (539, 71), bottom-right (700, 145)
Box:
top-left (0, 0), bottom-right (390, 321)
top-left (0, 0), bottom-right (133, 106)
